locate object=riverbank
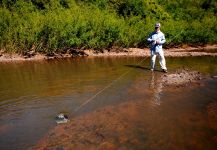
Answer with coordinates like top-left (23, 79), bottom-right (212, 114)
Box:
top-left (0, 44), bottom-right (217, 62)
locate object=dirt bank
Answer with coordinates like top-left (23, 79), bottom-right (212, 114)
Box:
top-left (0, 45), bottom-right (217, 62)
top-left (85, 44), bottom-right (217, 57)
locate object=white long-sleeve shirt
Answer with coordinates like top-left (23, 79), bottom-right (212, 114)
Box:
top-left (147, 31), bottom-right (166, 54)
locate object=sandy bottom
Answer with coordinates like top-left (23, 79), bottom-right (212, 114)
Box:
top-left (30, 70), bottom-right (217, 150)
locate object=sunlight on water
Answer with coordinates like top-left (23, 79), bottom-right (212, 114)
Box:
top-left (0, 56), bottom-right (217, 149)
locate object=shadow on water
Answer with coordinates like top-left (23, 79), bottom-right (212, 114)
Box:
top-left (125, 64), bottom-right (163, 72)
top-left (0, 56), bottom-right (217, 149)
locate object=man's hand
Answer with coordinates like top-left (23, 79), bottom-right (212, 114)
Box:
top-left (156, 39), bottom-right (160, 44)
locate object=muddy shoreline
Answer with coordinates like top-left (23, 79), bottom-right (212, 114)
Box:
top-left (0, 44), bottom-right (217, 62)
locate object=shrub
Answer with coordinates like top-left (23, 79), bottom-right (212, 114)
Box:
top-left (0, 0), bottom-right (216, 54)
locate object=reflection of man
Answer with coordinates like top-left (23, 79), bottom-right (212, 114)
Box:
top-left (150, 72), bottom-right (163, 106)
top-left (147, 23), bottom-right (167, 73)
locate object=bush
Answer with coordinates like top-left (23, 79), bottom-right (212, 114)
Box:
top-left (0, 0), bottom-right (216, 54)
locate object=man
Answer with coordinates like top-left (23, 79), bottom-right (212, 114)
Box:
top-left (147, 23), bottom-right (167, 73)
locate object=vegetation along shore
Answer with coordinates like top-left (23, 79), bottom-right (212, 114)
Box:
top-left (0, 0), bottom-right (216, 57)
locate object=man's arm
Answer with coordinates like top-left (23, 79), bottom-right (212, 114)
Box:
top-left (147, 33), bottom-right (154, 43)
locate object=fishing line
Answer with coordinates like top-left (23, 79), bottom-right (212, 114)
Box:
top-left (74, 56), bottom-right (149, 112)
top-left (73, 29), bottom-right (184, 112)
top-left (166, 29), bottom-right (185, 45)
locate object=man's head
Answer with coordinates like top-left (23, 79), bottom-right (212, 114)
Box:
top-left (155, 23), bottom-right (161, 32)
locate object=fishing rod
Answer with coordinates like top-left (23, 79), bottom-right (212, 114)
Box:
top-left (72, 29), bottom-right (185, 113)
top-left (166, 29), bottom-right (185, 45)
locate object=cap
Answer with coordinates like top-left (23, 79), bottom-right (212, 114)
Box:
top-left (155, 23), bottom-right (161, 28)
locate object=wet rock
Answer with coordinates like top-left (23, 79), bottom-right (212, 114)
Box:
top-left (23, 50), bottom-right (36, 59)
top-left (67, 49), bottom-right (88, 57)
top-left (161, 69), bottom-right (204, 87)
top-left (123, 49), bottom-right (129, 52)
top-left (24, 55), bottom-right (29, 59)
top-left (102, 49), bottom-right (109, 53)
top-left (55, 113), bottom-right (70, 124)
top-left (46, 52), bottom-right (55, 57)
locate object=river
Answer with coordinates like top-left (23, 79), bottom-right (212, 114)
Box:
top-left (0, 56), bottom-right (217, 149)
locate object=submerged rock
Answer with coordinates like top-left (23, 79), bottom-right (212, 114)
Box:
top-left (55, 113), bottom-right (70, 124)
top-left (161, 69), bottom-right (204, 87)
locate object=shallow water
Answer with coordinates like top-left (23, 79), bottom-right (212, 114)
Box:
top-left (0, 56), bottom-right (217, 149)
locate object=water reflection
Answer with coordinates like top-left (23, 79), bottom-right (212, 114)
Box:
top-left (149, 72), bottom-right (163, 106)
top-left (0, 56), bottom-right (217, 150)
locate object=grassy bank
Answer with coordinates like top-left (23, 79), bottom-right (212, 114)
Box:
top-left (0, 0), bottom-right (216, 54)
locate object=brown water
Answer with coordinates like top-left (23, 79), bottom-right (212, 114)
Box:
top-left (0, 56), bottom-right (217, 149)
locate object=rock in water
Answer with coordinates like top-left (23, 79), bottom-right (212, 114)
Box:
top-left (55, 113), bottom-right (70, 124)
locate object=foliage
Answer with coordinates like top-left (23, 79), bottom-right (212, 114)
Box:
top-left (0, 0), bottom-right (216, 53)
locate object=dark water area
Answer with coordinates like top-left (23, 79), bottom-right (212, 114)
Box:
top-left (0, 56), bottom-right (217, 149)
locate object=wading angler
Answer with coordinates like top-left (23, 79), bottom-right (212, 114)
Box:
top-left (147, 23), bottom-right (167, 73)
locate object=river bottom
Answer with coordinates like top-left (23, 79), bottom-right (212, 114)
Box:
top-left (0, 56), bottom-right (216, 149)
